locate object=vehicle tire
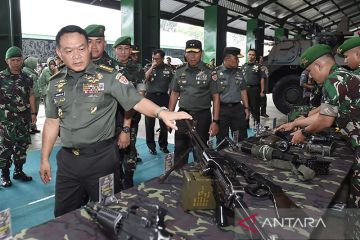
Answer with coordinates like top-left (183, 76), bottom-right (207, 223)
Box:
top-left (272, 74), bottom-right (303, 114)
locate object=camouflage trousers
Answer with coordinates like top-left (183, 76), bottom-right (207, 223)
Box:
top-left (0, 117), bottom-right (31, 169)
top-left (287, 105), bottom-right (314, 122)
top-left (346, 147), bottom-right (360, 239)
top-left (122, 125), bottom-right (139, 189)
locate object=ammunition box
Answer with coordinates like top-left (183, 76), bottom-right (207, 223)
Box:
top-left (181, 171), bottom-right (216, 210)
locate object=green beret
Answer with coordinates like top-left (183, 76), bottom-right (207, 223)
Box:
top-left (300, 44), bottom-right (332, 69)
top-left (113, 36), bottom-right (131, 48)
top-left (337, 37), bottom-right (360, 56)
top-left (84, 24), bottom-right (105, 37)
top-left (5, 46), bottom-right (22, 59)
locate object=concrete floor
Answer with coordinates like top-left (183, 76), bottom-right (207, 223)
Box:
top-left (29, 94), bottom-right (287, 151)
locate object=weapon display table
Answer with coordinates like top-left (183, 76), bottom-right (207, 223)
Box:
top-left (13, 141), bottom-right (354, 240)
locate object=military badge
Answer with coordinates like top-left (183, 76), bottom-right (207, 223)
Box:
top-left (58, 108), bottom-right (64, 119)
top-left (55, 92), bottom-right (65, 97)
top-left (55, 81), bottom-right (66, 89)
top-left (116, 73), bottom-right (129, 84)
top-left (95, 72), bottom-right (103, 80)
top-left (98, 83), bottom-right (105, 91)
top-left (211, 71), bottom-right (218, 81)
top-left (300, 58), bottom-right (308, 66)
top-left (83, 83), bottom-right (99, 94)
top-left (90, 106), bottom-right (97, 114)
top-left (196, 71), bottom-right (207, 81)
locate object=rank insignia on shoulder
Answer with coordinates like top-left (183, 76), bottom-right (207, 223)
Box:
top-left (176, 63), bottom-right (186, 69)
top-left (99, 64), bottom-right (114, 73)
top-left (50, 72), bottom-right (62, 81)
top-left (116, 73), bottom-right (129, 84)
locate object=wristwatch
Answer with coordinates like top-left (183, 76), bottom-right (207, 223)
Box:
top-left (212, 119), bottom-right (220, 125)
top-left (121, 126), bottom-right (131, 134)
top-left (155, 107), bottom-right (169, 119)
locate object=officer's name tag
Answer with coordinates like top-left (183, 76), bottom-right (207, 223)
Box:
top-left (55, 92), bottom-right (65, 97)
top-left (0, 208), bottom-right (12, 240)
top-left (98, 173), bottom-right (114, 203)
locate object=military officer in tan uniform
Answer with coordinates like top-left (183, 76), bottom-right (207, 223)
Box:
top-left (39, 25), bottom-right (191, 217)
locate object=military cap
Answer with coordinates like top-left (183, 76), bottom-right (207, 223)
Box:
top-left (5, 46), bottom-right (22, 59)
top-left (337, 37), bottom-right (360, 56)
top-left (300, 44), bottom-right (332, 69)
top-left (223, 47), bottom-right (244, 58)
top-left (113, 36), bottom-right (131, 48)
top-left (185, 39), bottom-right (202, 53)
top-left (131, 45), bottom-right (140, 54)
top-left (84, 24), bottom-right (105, 37)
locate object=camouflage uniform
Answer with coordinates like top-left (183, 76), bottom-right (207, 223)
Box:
top-left (22, 57), bottom-right (40, 132)
top-left (116, 60), bottom-right (145, 189)
top-left (319, 65), bottom-right (360, 210)
top-left (38, 58), bottom-right (55, 99)
top-left (0, 68), bottom-right (33, 176)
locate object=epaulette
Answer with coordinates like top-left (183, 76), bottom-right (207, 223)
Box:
top-left (176, 63), bottom-right (186, 70)
top-left (49, 71), bottom-right (61, 81)
top-left (98, 64), bottom-right (114, 73)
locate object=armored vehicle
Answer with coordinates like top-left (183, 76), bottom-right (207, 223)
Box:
top-left (266, 17), bottom-right (353, 114)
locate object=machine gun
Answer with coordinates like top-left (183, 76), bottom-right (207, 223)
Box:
top-left (84, 202), bottom-right (172, 240)
top-left (172, 120), bottom-right (306, 239)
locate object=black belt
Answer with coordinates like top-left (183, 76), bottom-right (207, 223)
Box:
top-left (247, 85), bottom-right (260, 87)
top-left (220, 102), bottom-right (240, 107)
top-left (178, 108), bottom-right (210, 115)
top-left (62, 137), bottom-right (115, 156)
top-left (148, 92), bottom-right (167, 96)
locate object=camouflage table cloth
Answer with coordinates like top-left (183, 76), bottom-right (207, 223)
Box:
top-left (14, 140), bottom-right (355, 240)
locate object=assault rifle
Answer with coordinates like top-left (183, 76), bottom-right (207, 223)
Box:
top-left (176, 120), bottom-right (304, 239)
top-left (84, 202), bottom-right (172, 240)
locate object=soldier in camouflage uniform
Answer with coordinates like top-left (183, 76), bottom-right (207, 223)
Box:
top-left (39, 57), bottom-right (58, 101)
top-left (276, 44), bottom-right (360, 208)
top-left (22, 56), bottom-right (41, 133)
top-left (215, 47), bottom-right (249, 149)
top-left (337, 38), bottom-right (360, 238)
top-left (0, 46), bottom-right (36, 187)
top-left (113, 36), bottom-right (146, 189)
top-left (169, 39), bottom-right (220, 166)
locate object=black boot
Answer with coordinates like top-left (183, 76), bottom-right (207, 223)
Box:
top-left (13, 166), bottom-right (32, 182)
top-left (1, 169), bottom-right (12, 187)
